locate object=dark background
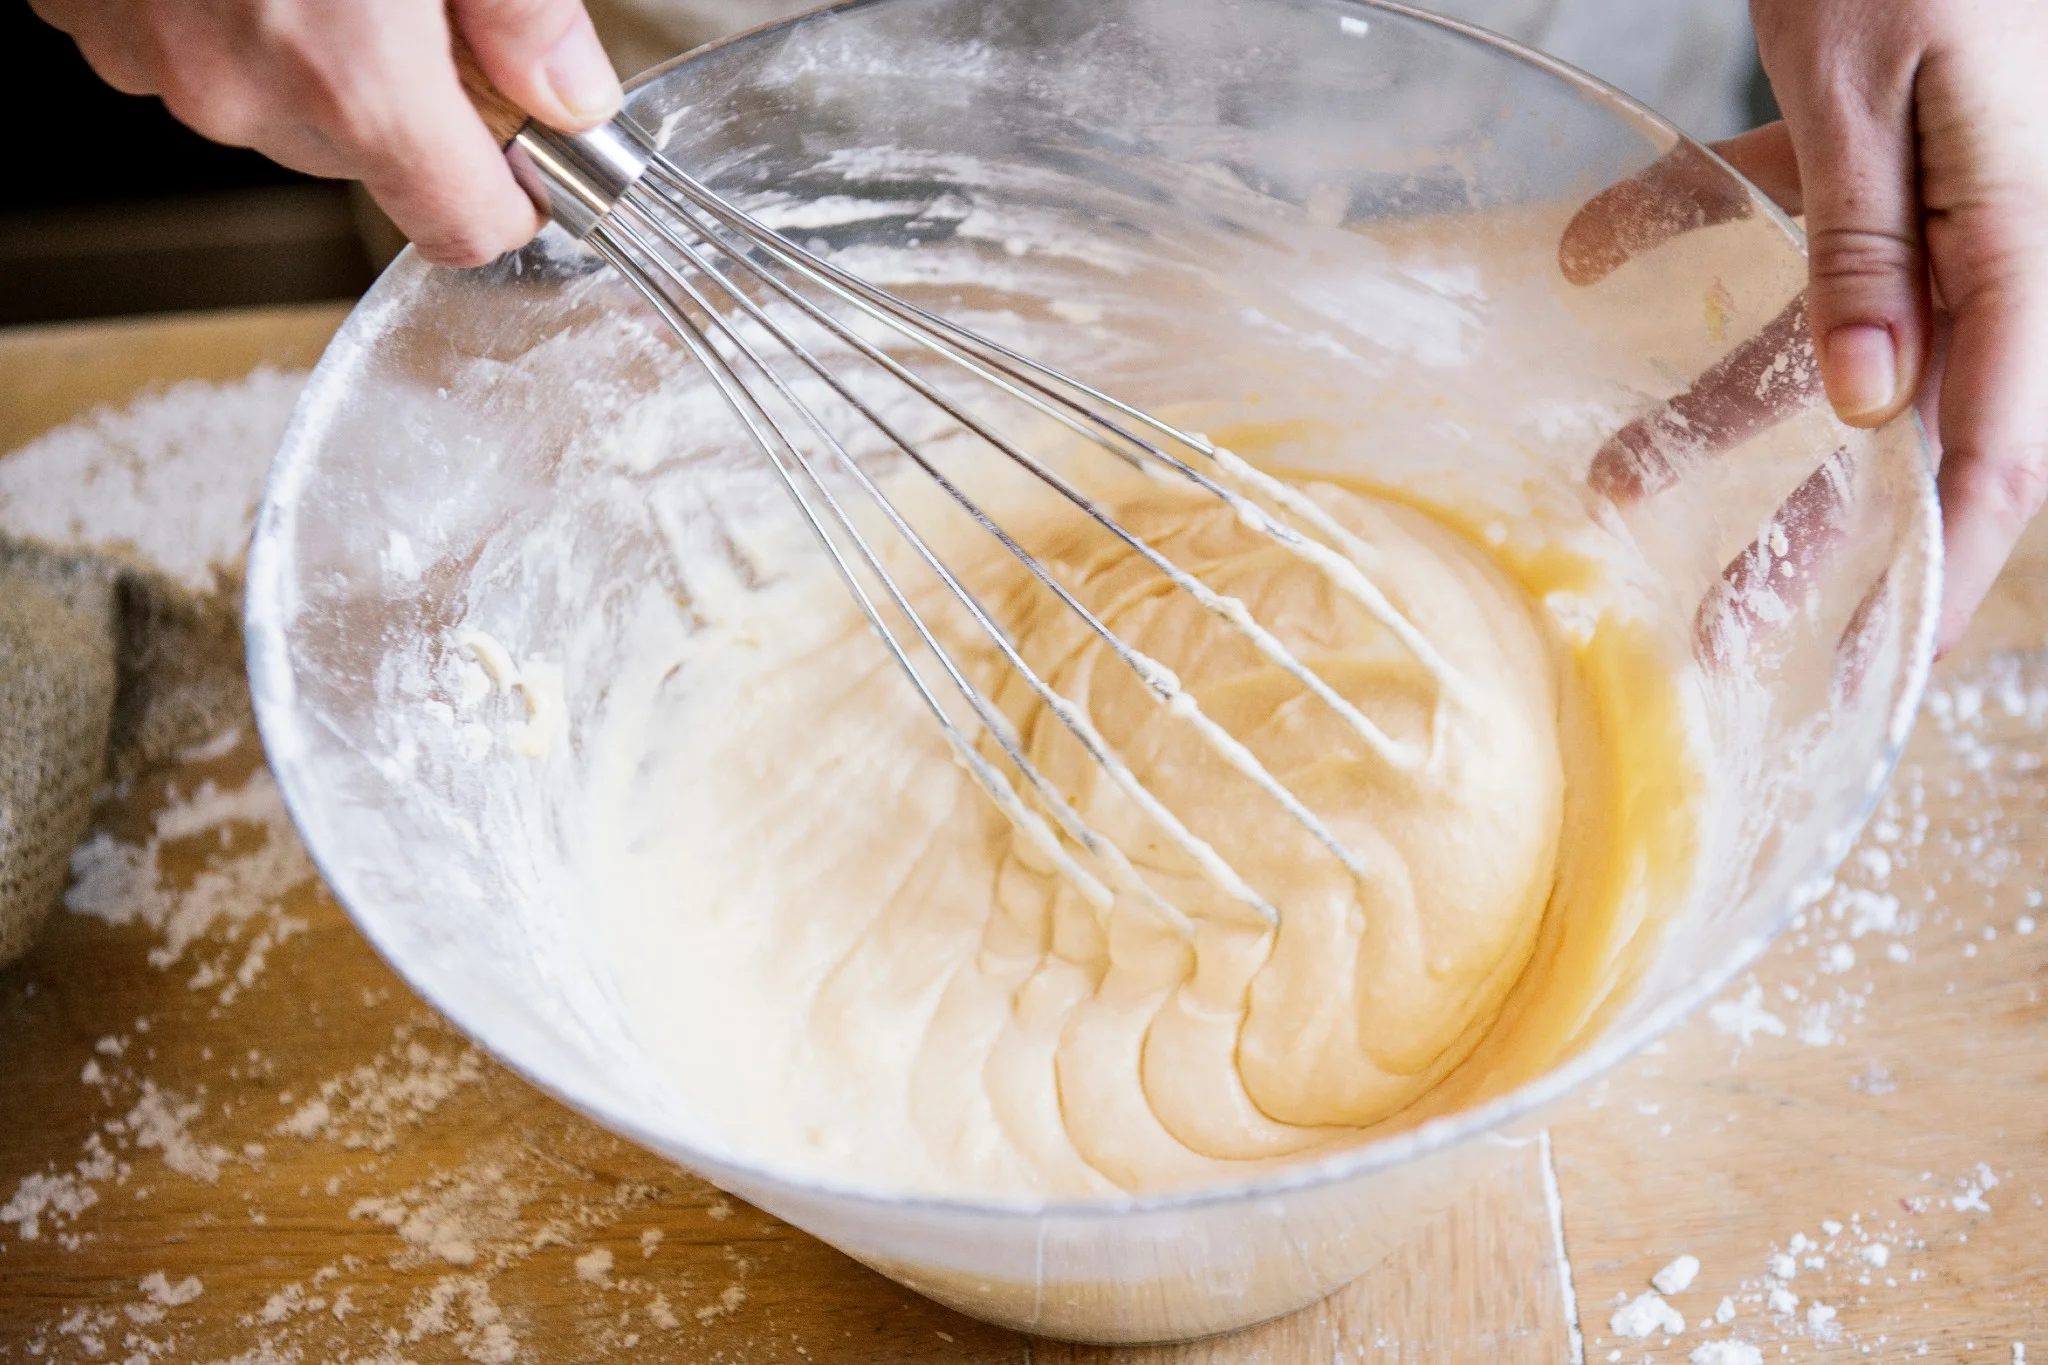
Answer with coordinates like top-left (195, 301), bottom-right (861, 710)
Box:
top-left (0, 3), bottom-right (377, 326)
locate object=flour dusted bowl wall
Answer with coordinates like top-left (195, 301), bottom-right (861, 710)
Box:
top-left (245, 0), bottom-right (1937, 1341)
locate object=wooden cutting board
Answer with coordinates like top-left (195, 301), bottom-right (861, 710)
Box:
top-left (1, 305), bottom-right (2042, 1364)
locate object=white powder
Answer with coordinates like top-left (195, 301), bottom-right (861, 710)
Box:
top-left (1805, 1302), bottom-right (1839, 1342)
top-left (1610, 1290), bottom-right (1684, 1339)
top-left (1714, 1296), bottom-right (1735, 1324)
top-left (1767, 1252), bottom-right (1796, 1280)
top-left (64, 768), bottom-right (316, 998)
top-left (118, 1082), bottom-right (230, 1182)
top-left (640, 1228), bottom-right (663, 1258)
top-left (1, 1168), bottom-right (101, 1240)
top-left (405, 1275), bottom-right (519, 1364)
top-left (1768, 1287), bottom-right (1798, 1315)
top-left (0, 367), bottom-right (306, 592)
top-left (272, 1034), bottom-right (483, 1151)
top-left (1953, 1163), bottom-right (2000, 1213)
top-left (139, 1271), bottom-right (203, 1306)
top-left (1652, 1253), bottom-right (1700, 1294)
top-left (1841, 886), bottom-right (1901, 938)
top-left (1690, 1343), bottom-right (1762, 1365)
top-left (694, 1285), bottom-right (748, 1324)
top-left (1861, 1242), bottom-right (1890, 1267)
top-left (1708, 985), bottom-right (1786, 1046)
top-left (348, 1160), bottom-right (526, 1271)
top-left (575, 1247), bottom-right (615, 1284)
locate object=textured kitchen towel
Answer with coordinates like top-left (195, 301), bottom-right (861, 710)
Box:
top-left (0, 538), bottom-right (119, 966)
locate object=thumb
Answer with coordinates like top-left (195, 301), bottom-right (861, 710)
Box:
top-left (1770, 49), bottom-right (1932, 429)
top-left (450, 0), bottom-right (621, 134)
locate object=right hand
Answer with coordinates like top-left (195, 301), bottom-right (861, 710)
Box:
top-left (30, 0), bottom-right (623, 266)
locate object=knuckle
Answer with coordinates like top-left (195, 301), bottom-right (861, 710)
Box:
top-left (1806, 225), bottom-right (1920, 287)
top-left (1988, 448), bottom-right (2048, 527)
top-left (159, 81), bottom-right (255, 146)
top-left (462, 0), bottom-right (567, 37)
top-left (407, 215), bottom-right (520, 268)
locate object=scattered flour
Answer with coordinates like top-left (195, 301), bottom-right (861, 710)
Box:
top-left (1708, 985), bottom-right (1785, 1046)
top-left (406, 1274), bottom-right (520, 1365)
top-left (64, 767), bottom-right (316, 1001)
top-left (119, 1081), bottom-right (231, 1182)
top-left (1610, 1290), bottom-right (1684, 1339)
top-left (1690, 1343), bottom-right (1763, 1365)
top-left (695, 1285), bottom-right (748, 1325)
top-left (273, 1032), bottom-right (484, 1151)
top-left (1, 1146), bottom-right (110, 1240)
top-left (1652, 1253), bottom-right (1701, 1295)
top-left (348, 1160), bottom-right (526, 1270)
top-left (0, 367), bottom-right (306, 592)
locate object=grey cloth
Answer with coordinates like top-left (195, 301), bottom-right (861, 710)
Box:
top-left (0, 540), bottom-right (117, 966)
top-left (1427, 0), bottom-right (1757, 140)
top-left (0, 534), bottom-right (252, 967)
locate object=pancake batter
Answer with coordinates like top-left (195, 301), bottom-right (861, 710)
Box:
top-left (583, 426), bottom-right (1699, 1200)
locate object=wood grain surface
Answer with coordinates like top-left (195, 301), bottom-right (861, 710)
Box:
top-left (1, 306), bottom-right (2042, 1363)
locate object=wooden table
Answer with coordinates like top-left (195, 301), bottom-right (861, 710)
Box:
top-left (2, 305), bottom-right (2042, 1364)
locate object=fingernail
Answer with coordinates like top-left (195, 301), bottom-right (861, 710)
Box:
top-left (543, 21), bottom-right (620, 124)
top-left (1822, 324), bottom-right (1899, 423)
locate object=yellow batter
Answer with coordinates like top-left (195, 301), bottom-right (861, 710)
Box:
top-left (589, 431), bottom-right (1697, 1199)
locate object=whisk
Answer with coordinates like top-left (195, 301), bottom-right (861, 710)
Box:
top-left (458, 56), bottom-right (1463, 933)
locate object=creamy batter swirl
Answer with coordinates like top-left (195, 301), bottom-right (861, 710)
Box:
top-left (590, 450), bottom-right (1686, 1199)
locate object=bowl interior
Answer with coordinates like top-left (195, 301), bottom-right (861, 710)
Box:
top-left (246, 0), bottom-right (1936, 1338)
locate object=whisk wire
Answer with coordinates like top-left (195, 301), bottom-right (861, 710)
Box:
top-left (605, 216), bottom-right (1264, 932)
top-left (587, 228), bottom-right (1140, 920)
top-left (628, 175), bottom-right (1422, 776)
top-left (607, 195), bottom-right (1376, 889)
top-left (552, 127), bottom-right (1468, 927)
top-left (646, 162), bottom-right (1464, 705)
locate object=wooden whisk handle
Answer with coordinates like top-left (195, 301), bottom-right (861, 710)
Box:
top-left (450, 32), bottom-right (534, 146)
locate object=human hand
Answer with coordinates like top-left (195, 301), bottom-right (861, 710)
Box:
top-left (1561, 0), bottom-right (2048, 656)
top-left (29, 0), bottom-right (622, 266)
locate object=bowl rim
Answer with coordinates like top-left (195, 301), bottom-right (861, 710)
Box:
top-left (245, 0), bottom-right (1943, 1222)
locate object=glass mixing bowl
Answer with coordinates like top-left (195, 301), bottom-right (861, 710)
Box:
top-left (245, 0), bottom-right (1938, 1342)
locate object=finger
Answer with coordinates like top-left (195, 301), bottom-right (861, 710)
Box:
top-left (1694, 447), bottom-right (1850, 663)
top-left (1694, 450), bottom-right (1893, 703)
top-left (1829, 571), bottom-right (1892, 704)
top-left (246, 121), bottom-right (355, 181)
top-left (1588, 296), bottom-right (1820, 503)
top-left (1913, 36), bottom-right (2048, 655)
top-left (1769, 36), bottom-right (1931, 429)
top-left (1559, 139), bottom-right (1757, 286)
top-left (287, 5), bottom-right (543, 266)
top-left (450, 0), bottom-right (621, 133)
top-left (28, 0), bottom-right (155, 93)
top-left (355, 86), bottom-right (543, 267)
top-left (1710, 121), bottom-right (1803, 219)
top-left (1928, 275), bottom-right (2048, 654)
